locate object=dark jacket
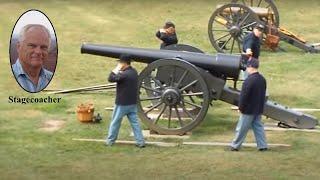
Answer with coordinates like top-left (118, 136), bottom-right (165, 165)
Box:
top-left (108, 66), bottom-right (138, 106)
top-left (156, 31), bottom-right (178, 49)
top-left (239, 72), bottom-right (266, 115)
top-left (242, 33), bottom-right (261, 59)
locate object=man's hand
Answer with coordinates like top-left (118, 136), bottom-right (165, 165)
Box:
top-left (112, 64), bottom-right (123, 74)
top-left (246, 49), bottom-right (253, 56)
top-left (159, 28), bottom-right (166, 33)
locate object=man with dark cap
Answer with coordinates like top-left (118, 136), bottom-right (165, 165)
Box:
top-left (106, 54), bottom-right (145, 148)
top-left (240, 23), bottom-right (265, 80)
top-left (230, 58), bottom-right (268, 151)
top-left (156, 21), bottom-right (178, 49)
top-left (243, 23), bottom-right (265, 59)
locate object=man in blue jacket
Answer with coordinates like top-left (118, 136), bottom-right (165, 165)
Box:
top-left (106, 54), bottom-right (145, 148)
top-left (242, 23), bottom-right (264, 59)
top-left (156, 21), bottom-right (178, 49)
top-left (230, 58), bottom-right (268, 151)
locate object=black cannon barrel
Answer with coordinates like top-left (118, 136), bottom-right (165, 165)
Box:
top-left (81, 43), bottom-right (245, 79)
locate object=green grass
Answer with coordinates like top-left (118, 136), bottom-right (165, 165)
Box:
top-left (0, 0), bottom-right (320, 179)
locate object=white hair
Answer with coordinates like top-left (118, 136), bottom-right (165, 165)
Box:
top-left (19, 24), bottom-right (51, 49)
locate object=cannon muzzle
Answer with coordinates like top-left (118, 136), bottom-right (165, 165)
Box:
top-left (81, 43), bottom-right (245, 79)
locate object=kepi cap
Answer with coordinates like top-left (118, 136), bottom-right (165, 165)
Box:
top-left (118, 54), bottom-right (132, 63)
top-left (164, 21), bottom-right (175, 28)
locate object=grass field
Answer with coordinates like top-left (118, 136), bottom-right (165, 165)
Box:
top-left (0, 0), bottom-right (320, 179)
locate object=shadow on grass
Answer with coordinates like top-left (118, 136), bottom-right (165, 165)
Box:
top-left (192, 112), bottom-right (237, 136)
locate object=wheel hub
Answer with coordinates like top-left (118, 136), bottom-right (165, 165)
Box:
top-left (229, 25), bottom-right (241, 37)
top-left (161, 88), bottom-right (181, 106)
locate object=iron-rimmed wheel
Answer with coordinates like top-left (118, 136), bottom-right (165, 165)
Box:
top-left (231, 0), bottom-right (279, 26)
top-left (208, 3), bottom-right (261, 54)
top-left (144, 44), bottom-right (204, 104)
top-left (137, 59), bottom-right (210, 135)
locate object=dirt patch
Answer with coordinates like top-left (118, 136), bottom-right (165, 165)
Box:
top-left (39, 120), bottom-right (65, 132)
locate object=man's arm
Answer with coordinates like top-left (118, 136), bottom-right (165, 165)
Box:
top-left (159, 33), bottom-right (178, 44)
top-left (156, 31), bottom-right (161, 39)
top-left (108, 64), bottom-right (127, 82)
top-left (243, 36), bottom-right (253, 56)
top-left (108, 71), bottom-right (127, 83)
top-left (238, 80), bottom-right (251, 112)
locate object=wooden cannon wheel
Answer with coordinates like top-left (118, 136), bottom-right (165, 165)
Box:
top-left (137, 59), bottom-right (210, 135)
top-left (143, 44), bottom-right (205, 105)
top-left (231, 0), bottom-right (279, 27)
top-left (208, 3), bottom-right (262, 54)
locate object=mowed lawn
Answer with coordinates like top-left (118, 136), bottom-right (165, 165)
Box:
top-left (0, 0), bottom-right (320, 179)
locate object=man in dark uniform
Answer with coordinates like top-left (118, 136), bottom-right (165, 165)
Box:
top-left (240, 23), bottom-right (264, 80)
top-left (156, 21), bottom-right (178, 49)
top-left (242, 23), bottom-right (265, 59)
top-left (106, 54), bottom-right (145, 148)
top-left (230, 58), bottom-right (268, 151)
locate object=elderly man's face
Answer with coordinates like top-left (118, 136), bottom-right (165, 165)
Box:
top-left (17, 27), bottom-right (50, 69)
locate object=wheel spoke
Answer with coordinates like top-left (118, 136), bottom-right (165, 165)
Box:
top-left (181, 92), bottom-right (204, 96)
top-left (150, 76), bottom-right (164, 89)
top-left (250, 0), bottom-right (253, 6)
top-left (140, 96), bottom-right (161, 101)
top-left (229, 7), bottom-right (234, 21)
top-left (235, 7), bottom-right (242, 24)
top-left (257, 0), bottom-right (262, 7)
top-left (175, 70), bottom-right (188, 88)
top-left (141, 84), bottom-right (161, 94)
top-left (212, 29), bottom-right (229, 32)
top-left (188, 95), bottom-right (196, 103)
top-left (183, 99), bottom-right (203, 109)
top-left (169, 66), bottom-right (176, 87)
top-left (174, 106), bottom-right (184, 127)
top-left (221, 36), bottom-right (232, 49)
top-left (215, 33), bottom-right (231, 42)
top-left (237, 39), bottom-right (242, 53)
top-left (238, 12), bottom-right (251, 27)
top-left (241, 21), bottom-right (256, 30)
top-left (168, 106), bottom-right (172, 128)
top-left (180, 80), bottom-right (198, 92)
top-left (230, 38), bottom-right (235, 54)
top-left (145, 101), bottom-right (163, 114)
top-left (154, 104), bottom-right (167, 124)
top-left (179, 104), bottom-right (195, 121)
top-left (218, 14), bottom-right (232, 24)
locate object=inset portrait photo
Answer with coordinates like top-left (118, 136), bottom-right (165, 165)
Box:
top-left (10, 9), bottom-right (58, 93)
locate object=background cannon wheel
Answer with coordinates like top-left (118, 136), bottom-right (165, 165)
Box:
top-left (137, 59), bottom-right (210, 135)
top-left (208, 3), bottom-right (261, 54)
top-left (231, 0), bottom-right (279, 26)
top-left (163, 44), bottom-right (204, 53)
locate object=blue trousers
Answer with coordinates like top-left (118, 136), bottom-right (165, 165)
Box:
top-left (231, 114), bottom-right (267, 149)
top-left (107, 104), bottom-right (145, 146)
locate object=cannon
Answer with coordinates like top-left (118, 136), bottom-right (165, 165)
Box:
top-left (81, 43), bottom-right (318, 135)
top-left (208, 0), bottom-right (320, 53)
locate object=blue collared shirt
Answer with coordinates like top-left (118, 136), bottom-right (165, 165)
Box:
top-left (12, 59), bottom-right (53, 92)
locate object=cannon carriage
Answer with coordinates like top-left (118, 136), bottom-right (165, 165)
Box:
top-left (208, 0), bottom-right (320, 54)
top-left (81, 43), bottom-right (318, 135)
